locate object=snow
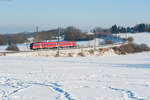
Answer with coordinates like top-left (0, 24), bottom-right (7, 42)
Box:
top-left (0, 45), bottom-right (8, 52)
top-left (0, 32), bottom-right (150, 100)
top-left (76, 38), bottom-right (105, 47)
top-left (0, 43), bottom-right (30, 52)
top-left (0, 52), bottom-right (150, 100)
top-left (116, 32), bottom-right (150, 46)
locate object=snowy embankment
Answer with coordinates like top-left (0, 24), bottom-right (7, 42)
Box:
top-left (0, 52), bottom-right (150, 100)
top-left (5, 45), bottom-right (120, 57)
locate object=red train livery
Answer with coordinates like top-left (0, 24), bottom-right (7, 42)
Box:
top-left (30, 41), bottom-right (77, 50)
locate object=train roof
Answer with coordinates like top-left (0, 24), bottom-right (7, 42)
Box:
top-left (33, 41), bottom-right (76, 43)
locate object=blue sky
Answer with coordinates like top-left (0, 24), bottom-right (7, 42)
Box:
top-left (0, 0), bottom-right (150, 33)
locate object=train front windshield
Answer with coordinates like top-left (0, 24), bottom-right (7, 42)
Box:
top-left (30, 43), bottom-right (33, 49)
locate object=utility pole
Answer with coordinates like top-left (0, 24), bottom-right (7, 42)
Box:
top-left (57, 27), bottom-right (61, 55)
top-left (94, 31), bottom-right (96, 50)
top-left (35, 26), bottom-right (39, 42)
top-left (36, 26), bottom-right (39, 33)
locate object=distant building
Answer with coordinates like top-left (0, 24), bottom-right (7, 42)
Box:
top-left (87, 32), bottom-right (95, 35)
top-left (27, 37), bottom-right (34, 42)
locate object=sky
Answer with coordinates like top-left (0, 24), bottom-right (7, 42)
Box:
top-left (0, 0), bottom-right (150, 33)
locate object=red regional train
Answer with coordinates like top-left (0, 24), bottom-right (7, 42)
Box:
top-left (30, 41), bottom-right (77, 50)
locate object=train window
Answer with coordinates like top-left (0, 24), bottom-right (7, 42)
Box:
top-left (48, 43), bottom-right (56, 45)
top-left (63, 43), bottom-right (69, 45)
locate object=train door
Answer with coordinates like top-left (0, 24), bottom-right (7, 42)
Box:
top-left (40, 43), bottom-right (42, 49)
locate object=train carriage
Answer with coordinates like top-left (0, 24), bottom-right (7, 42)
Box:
top-left (30, 41), bottom-right (76, 50)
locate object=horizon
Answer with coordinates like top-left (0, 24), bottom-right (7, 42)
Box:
top-left (0, 0), bottom-right (150, 33)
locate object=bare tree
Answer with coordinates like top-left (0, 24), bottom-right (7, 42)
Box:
top-left (64, 26), bottom-right (87, 41)
top-left (0, 34), bottom-right (8, 45)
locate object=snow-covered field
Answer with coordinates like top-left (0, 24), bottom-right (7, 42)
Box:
top-left (76, 38), bottom-right (105, 47)
top-left (0, 52), bottom-right (150, 100)
top-left (116, 32), bottom-right (150, 46)
top-left (0, 33), bottom-right (150, 100)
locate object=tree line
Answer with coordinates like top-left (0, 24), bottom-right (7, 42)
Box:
top-left (34, 26), bottom-right (94, 42)
top-left (111, 23), bottom-right (150, 33)
top-left (0, 33), bottom-right (28, 45)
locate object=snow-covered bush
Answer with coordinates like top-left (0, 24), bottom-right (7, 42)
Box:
top-left (112, 43), bottom-right (150, 54)
top-left (105, 40), bottom-right (113, 44)
top-left (78, 52), bottom-right (85, 57)
top-left (127, 37), bottom-right (134, 42)
top-left (68, 53), bottom-right (74, 57)
top-left (139, 44), bottom-right (150, 51)
top-left (123, 37), bottom-right (134, 42)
